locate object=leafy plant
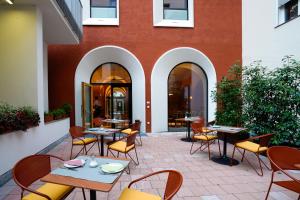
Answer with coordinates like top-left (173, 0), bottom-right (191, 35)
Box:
top-left (243, 56), bottom-right (300, 146)
top-left (51, 109), bottom-right (66, 120)
top-left (61, 103), bottom-right (72, 115)
top-left (212, 63), bottom-right (243, 126)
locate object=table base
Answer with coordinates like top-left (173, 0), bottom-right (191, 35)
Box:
top-left (180, 137), bottom-right (194, 142)
top-left (211, 156), bottom-right (239, 166)
top-left (90, 190), bottom-right (96, 200)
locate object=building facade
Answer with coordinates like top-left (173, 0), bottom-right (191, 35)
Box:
top-left (48, 0), bottom-right (242, 132)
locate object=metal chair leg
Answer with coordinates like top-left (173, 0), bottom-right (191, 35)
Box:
top-left (70, 144), bottom-right (73, 159)
top-left (82, 188), bottom-right (86, 200)
top-left (241, 149), bottom-right (246, 162)
top-left (265, 172), bottom-right (274, 200)
top-left (207, 141), bottom-right (211, 160)
top-left (217, 139), bottom-right (221, 156)
top-left (231, 146), bottom-right (236, 166)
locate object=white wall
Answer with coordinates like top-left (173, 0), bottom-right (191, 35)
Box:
top-left (0, 6), bottom-right (38, 108)
top-left (151, 47), bottom-right (217, 133)
top-left (0, 119), bottom-right (70, 175)
top-left (243, 0), bottom-right (300, 68)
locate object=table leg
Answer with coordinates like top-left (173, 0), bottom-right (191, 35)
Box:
top-left (211, 132), bottom-right (239, 165)
top-left (100, 135), bottom-right (104, 156)
top-left (90, 190), bottom-right (96, 200)
top-left (181, 121), bottom-right (192, 142)
top-left (112, 124), bottom-right (116, 141)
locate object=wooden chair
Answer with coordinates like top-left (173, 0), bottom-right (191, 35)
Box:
top-left (13, 154), bottom-right (86, 200)
top-left (107, 133), bottom-right (139, 166)
top-left (265, 146), bottom-right (300, 200)
top-left (190, 120), bottom-right (221, 159)
top-left (93, 117), bottom-right (102, 127)
top-left (69, 126), bottom-right (99, 159)
top-left (121, 120), bottom-right (142, 145)
top-left (231, 133), bottom-right (273, 176)
top-left (119, 170), bottom-right (183, 200)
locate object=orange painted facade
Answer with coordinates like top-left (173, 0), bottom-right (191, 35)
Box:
top-left (48, 0), bottom-right (242, 132)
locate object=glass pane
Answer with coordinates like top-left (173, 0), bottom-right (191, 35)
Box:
top-left (93, 85), bottom-right (109, 119)
top-left (164, 10), bottom-right (188, 20)
top-left (112, 87), bottom-right (129, 120)
top-left (168, 63), bottom-right (207, 130)
top-left (91, 63), bottom-right (131, 84)
top-left (82, 83), bottom-right (92, 128)
top-left (164, 0), bottom-right (188, 20)
top-left (91, 0), bottom-right (117, 18)
top-left (164, 0), bottom-right (188, 9)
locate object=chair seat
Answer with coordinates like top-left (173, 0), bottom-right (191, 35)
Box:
top-left (109, 141), bottom-right (134, 153)
top-left (202, 128), bottom-right (213, 133)
top-left (73, 137), bottom-right (97, 145)
top-left (119, 188), bottom-right (161, 200)
top-left (22, 183), bottom-right (73, 200)
top-left (274, 180), bottom-right (300, 193)
top-left (121, 129), bottom-right (138, 135)
top-left (235, 141), bottom-right (268, 153)
top-left (194, 135), bottom-right (218, 141)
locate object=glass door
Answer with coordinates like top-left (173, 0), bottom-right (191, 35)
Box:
top-left (111, 86), bottom-right (131, 120)
top-left (82, 82), bottom-right (93, 128)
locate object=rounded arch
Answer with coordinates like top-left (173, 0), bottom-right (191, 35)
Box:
top-left (75, 45), bottom-right (146, 132)
top-left (151, 47), bottom-right (217, 132)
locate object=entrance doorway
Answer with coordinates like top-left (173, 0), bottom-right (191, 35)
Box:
top-left (82, 63), bottom-right (132, 128)
top-left (168, 62), bottom-right (208, 131)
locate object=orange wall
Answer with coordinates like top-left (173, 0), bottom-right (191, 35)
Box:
top-left (48, 0), bottom-right (242, 132)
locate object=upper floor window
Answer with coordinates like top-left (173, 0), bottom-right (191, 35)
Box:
top-left (163, 0), bottom-right (188, 20)
top-left (154, 0), bottom-right (194, 28)
top-left (278, 0), bottom-right (299, 25)
top-left (82, 0), bottom-right (119, 26)
top-left (90, 0), bottom-right (117, 18)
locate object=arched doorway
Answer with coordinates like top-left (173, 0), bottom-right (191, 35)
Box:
top-left (168, 63), bottom-right (207, 131)
top-left (151, 47), bottom-right (216, 132)
top-left (90, 63), bottom-right (132, 121)
top-left (74, 45), bottom-right (146, 132)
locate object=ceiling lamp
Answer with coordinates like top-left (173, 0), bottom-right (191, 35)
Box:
top-left (6, 0), bottom-right (13, 4)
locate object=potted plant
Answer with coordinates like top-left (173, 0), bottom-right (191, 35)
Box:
top-left (62, 103), bottom-right (72, 117)
top-left (52, 109), bottom-right (66, 120)
top-left (44, 112), bottom-right (54, 123)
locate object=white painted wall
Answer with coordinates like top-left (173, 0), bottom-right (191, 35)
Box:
top-left (0, 6), bottom-right (38, 108)
top-left (243, 0), bottom-right (300, 68)
top-left (151, 47), bottom-right (217, 133)
top-left (0, 119), bottom-right (70, 175)
top-left (74, 46), bottom-right (146, 132)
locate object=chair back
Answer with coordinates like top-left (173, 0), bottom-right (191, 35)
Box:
top-left (268, 146), bottom-right (300, 171)
top-left (13, 155), bottom-right (52, 188)
top-left (93, 118), bottom-right (102, 127)
top-left (164, 170), bottom-right (183, 200)
top-left (259, 133), bottom-right (273, 147)
top-left (127, 132), bottom-right (137, 147)
top-left (191, 120), bottom-right (204, 135)
top-left (69, 126), bottom-right (85, 139)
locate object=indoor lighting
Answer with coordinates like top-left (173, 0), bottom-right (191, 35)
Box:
top-left (6, 0), bottom-right (13, 4)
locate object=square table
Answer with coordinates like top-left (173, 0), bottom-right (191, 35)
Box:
top-left (207, 125), bottom-right (247, 165)
top-left (41, 156), bottom-right (129, 200)
top-left (84, 128), bottom-right (120, 156)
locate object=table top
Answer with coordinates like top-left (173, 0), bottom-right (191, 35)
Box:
top-left (175, 117), bottom-right (201, 122)
top-left (207, 125), bottom-right (247, 134)
top-left (41, 156), bottom-right (128, 192)
top-left (84, 127), bottom-right (120, 136)
top-left (102, 119), bottom-right (130, 124)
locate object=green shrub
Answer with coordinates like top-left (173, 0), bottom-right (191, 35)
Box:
top-left (243, 56), bottom-right (300, 146)
top-left (212, 63), bottom-right (243, 126)
top-left (51, 108), bottom-right (66, 120)
top-left (61, 103), bottom-right (72, 115)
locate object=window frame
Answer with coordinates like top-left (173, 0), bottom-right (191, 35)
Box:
top-left (277, 0), bottom-right (300, 27)
top-left (83, 0), bottom-right (119, 26)
top-left (153, 0), bottom-right (194, 28)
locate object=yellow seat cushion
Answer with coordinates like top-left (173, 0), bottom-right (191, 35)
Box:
top-left (194, 135), bottom-right (217, 141)
top-left (202, 128), bottom-right (213, 133)
top-left (73, 137), bottom-right (97, 145)
top-left (235, 141), bottom-right (268, 153)
top-left (22, 183), bottom-right (73, 200)
top-left (109, 141), bottom-right (134, 153)
top-left (119, 188), bottom-right (161, 200)
top-left (121, 128), bottom-right (132, 134)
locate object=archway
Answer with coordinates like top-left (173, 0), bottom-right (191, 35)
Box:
top-left (151, 47), bottom-right (217, 132)
top-left (75, 45), bottom-right (146, 132)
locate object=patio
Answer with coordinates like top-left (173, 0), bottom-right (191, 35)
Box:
top-left (0, 132), bottom-right (298, 200)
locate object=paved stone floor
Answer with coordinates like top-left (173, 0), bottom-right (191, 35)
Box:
top-left (1, 132), bottom-right (299, 200)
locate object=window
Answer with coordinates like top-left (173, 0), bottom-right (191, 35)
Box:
top-left (83, 0), bottom-right (119, 26)
top-left (90, 0), bottom-right (117, 18)
top-left (153, 0), bottom-right (194, 27)
top-left (278, 0), bottom-right (299, 25)
top-left (163, 0), bottom-right (188, 20)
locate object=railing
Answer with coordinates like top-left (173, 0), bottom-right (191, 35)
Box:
top-left (56, 0), bottom-right (83, 40)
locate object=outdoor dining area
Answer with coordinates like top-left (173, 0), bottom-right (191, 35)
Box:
top-left (0, 115), bottom-right (299, 200)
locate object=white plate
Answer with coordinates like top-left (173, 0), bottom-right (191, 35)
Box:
top-left (100, 163), bottom-right (124, 174)
top-left (64, 159), bottom-right (86, 168)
